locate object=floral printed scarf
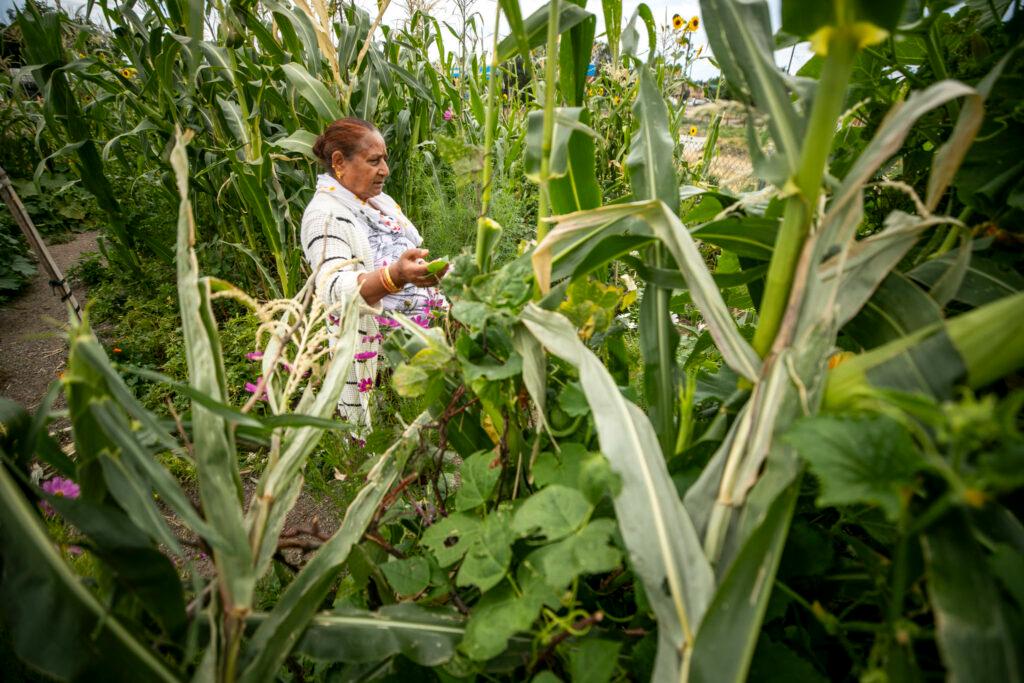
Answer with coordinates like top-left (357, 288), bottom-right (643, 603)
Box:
top-left (316, 174), bottom-right (444, 320)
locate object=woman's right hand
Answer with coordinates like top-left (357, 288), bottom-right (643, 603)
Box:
top-left (392, 248), bottom-right (448, 287)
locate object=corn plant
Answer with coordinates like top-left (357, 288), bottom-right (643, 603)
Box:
top-left (0, 129), bottom-right (451, 682)
top-left (523, 0), bottom-right (1024, 680)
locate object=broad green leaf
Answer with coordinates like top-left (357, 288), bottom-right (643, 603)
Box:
top-left (627, 68), bottom-right (678, 213)
top-left (454, 450), bottom-right (502, 510)
top-left (526, 518), bottom-right (622, 589)
top-left (784, 415), bottom-right (924, 520)
top-left (568, 638), bottom-right (622, 683)
top-left (216, 95), bottom-right (251, 151)
top-left (456, 511), bottom-right (513, 591)
top-left (843, 271), bottom-right (940, 350)
top-left (908, 251), bottom-right (1024, 308)
top-left (281, 61), bottom-right (343, 122)
top-left (691, 216), bottom-right (778, 261)
top-left (781, 0), bottom-right (907, 38)
top-left (422, 512), bottom-right (483, 567)
top-left (270, 129), bottom-right (318, 158)
top-left (511, 484), bottom-right (592, 540)
top-left (496, 2), bottom-right (593, 62)
top-left (380, 557), bottom-right (431, 596)
top-left (558, 3), bottom-right (595, 106)
top-left (284, 604), bottom-right (465, 667)
top-left (922, 511), bottom-right (1023, 683)
top-left (460, 569), bottom-right (559, 661)
top-left (0, 463), bottom-right (178, 682)
top-left (522, 304), bottom-right (713, 681)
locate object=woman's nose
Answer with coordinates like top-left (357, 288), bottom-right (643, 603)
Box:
top-left (380, 160), bottom-right (389, 177)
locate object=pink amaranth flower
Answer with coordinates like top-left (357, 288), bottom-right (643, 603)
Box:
top-left (354, 351), bottom-right (378, 361)
top-left (374, 316), bottom-right (400, 328)
top-left (358, 377), bottom-right (373, 393)
top-left (245, 351), bottom-right (263, 361)
top-left (244, 381), bottom-right (268, 400)
top-left (443, 108), bottom-right (453, 121)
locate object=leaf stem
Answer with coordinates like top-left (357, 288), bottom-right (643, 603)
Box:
top-left (752, 32), bottom-right (857, 357)
top-left (475, 1), bottom-right (503, 271)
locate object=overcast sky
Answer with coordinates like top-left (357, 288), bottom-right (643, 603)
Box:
top-left (1, 0), bottom-right (813, 80)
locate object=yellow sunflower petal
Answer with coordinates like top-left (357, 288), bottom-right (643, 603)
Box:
top-left (672, 14), bottom-right (684, 30)
top-left (686, 16), bottom-right (700, 32)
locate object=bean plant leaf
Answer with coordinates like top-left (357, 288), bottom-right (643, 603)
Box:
top-left (568, 638), bottom-right (623, 683)
top-left (526, 518), bottom-right (622, 589)
top-left (455, 450), bottom-right (502, 511)
top-left (783, 415), bottom-right (925, 520)
top-left (511, 484), bottom-right (592, 540)
top-left (422, 512), bottom-right (482, 567)
top-left (456, 510), bottom-right (514, 592)
top-left (380, 556), bottom-right (431, 596)
top-left (460, 568), bottom-right (559, 661)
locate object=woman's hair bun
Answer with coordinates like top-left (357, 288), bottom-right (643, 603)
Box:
top-left (313, 117), bottom-right (378, 168)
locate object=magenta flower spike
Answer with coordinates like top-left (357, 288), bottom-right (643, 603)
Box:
top-left (443, 108), bottom-right (454, 121)
top-left (354, 351), bottom-right (378, 361)
top-left (244, 381), bottom-right (268, 400)
top-left (245, 351), bottom-right (263, 361)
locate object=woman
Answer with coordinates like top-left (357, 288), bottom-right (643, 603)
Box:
top-left (302, 117), bottom-right (447, 427)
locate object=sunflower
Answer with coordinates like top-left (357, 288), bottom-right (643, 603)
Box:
top-left (688, 125), bottom-right (698, 136)
top-left (686, 16), bottom-right (700, 32)
top-left (672, 14), bottom-right (684, 30)
top-left (120, 67), bottom-right (136, 79)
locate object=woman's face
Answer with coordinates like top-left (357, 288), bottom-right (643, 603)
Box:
top-left (332, 131), bottom-right (390, 201)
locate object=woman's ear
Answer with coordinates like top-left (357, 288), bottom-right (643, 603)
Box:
top-left (331, 150), bottom-right (345, 176)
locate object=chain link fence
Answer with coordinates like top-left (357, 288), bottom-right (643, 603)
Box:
top-left (680, 104), bottom-right (763, 194)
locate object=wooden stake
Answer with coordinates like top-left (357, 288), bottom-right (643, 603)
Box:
top-left (0, 165), bottom-right (81, 322)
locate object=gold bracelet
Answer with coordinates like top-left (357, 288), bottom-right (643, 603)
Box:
top-left (380, 265), bottom-right (400, 293)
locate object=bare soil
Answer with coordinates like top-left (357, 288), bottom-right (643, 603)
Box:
top-left (0, 230), bottom-right (99, 411)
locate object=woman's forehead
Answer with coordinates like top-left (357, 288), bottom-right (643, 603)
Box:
top-left (362, 132), bottom-right (387, 155)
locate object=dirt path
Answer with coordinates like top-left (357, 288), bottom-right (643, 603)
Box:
top-left (0, 231), bottom-right (99, 411)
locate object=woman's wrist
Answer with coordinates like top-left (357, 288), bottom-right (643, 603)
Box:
top-left (387, 262), bottom-right (405, 288)
top-left (380, 264), bottom-right (401, 293)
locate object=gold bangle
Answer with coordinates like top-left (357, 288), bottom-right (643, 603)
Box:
top-left (380, 265), bottom-right (399, 293)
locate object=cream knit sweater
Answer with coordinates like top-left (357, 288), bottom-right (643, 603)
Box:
top-left (300, 188), bottom-right (382, 429)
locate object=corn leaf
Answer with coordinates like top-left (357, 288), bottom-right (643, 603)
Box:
top-left (521, 304), bottom-right (713, 682)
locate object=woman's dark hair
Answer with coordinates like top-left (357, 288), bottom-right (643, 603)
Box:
top-left (312, 117), bottom-right (378, 168)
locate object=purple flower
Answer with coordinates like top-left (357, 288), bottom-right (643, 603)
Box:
top-left (281, 361), bottom-right (294, 373)
top-left (42, 477), bottom-right (80, 499)
top-left (349, 435), bottom-right (367, 448)
top-left (443, 108), bottom-right (453, 121)
top-left (39, 477), bottom-right (80, 517)
top-left (354, 351), bottom-right (378, 361)
top-left (67, 545), bottom-right (83, 556)
top-left (244, 381), bottom-right (268, 400)
top-left (374, 316), bottom-right (400, 328)
top-left (328, 314), bottom-right (340, 325)
top-left (362, 334), bottom-right (384, 343)
top-left (411, 314), bottom-right (430, 328)
top-left (245, 351), bottom-right (263, 361)
top-left (358, 377), bottom-right (373, 393)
